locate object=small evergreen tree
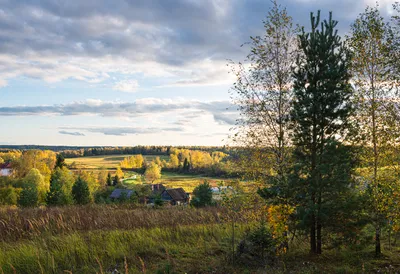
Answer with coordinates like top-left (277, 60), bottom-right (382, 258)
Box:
top-left (113, 175), bottom-right (119, 186)
top-left (191, 181), bottom-right (213, 207)
top-left (106, 173), bottom-right (112, 186)
top-left (183, 158), bottom-right (190, 173)
top-left (55, 154), bottom-right (66, 169)
top-left (18, 183), bottom-right (39, 207)
top-left (72, 176), bottom-right (91, 205)
top-left (46, 167), bottom-right (74, 206)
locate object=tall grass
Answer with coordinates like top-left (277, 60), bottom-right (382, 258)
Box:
top-left (0, 224), bottom-right (248, 273)
top-left (0, 205), bottom-right (244, 242)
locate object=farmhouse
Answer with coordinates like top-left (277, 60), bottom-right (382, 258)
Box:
top-left (161, 188), bottom-right (190, 205)
top-left (0, 162), bottom-right (12, 177)
top-left (109, 189), bottom-right (135, 200)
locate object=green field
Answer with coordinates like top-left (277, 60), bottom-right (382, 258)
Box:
top-left (65, 155), bottom-right (239, 193)
top-left (65, 154), bottom-right (168, 170)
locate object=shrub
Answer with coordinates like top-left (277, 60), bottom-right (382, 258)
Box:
top-left (236, 223), bottom-right (276, 267)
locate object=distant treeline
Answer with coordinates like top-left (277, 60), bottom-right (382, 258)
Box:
top-left (0, 145), bottom-right (234, 158)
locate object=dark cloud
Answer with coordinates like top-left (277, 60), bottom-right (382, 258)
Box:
top-left (0, 98), bottom-right (237, 124)
top-left (0, 0), bottom-right (394, 86)
top-left (58, 130), bottom-right (85, 136)
top-left (60, 126), bottom-right (184, 136)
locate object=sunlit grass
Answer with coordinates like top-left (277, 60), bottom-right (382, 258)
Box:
top-left (65, 154), bottom-right (168, 170)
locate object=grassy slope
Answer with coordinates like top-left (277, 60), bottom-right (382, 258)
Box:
top-left (0, 224), bottom-right (248, 274)
top-left (1, 206), bottom-right (400, 273)
top-left (2, 224), bottom-right (400, 273)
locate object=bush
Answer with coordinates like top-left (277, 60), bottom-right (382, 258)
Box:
top-left (0, 186), bottom-right (19, 205)
top-left (191, 181), bottom-right (213, 208)
top-left (236, 223), bottom-right (276, 267)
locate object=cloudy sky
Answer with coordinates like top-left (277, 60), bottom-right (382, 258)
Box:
top-left (0, 0), bottom-right (395, 146)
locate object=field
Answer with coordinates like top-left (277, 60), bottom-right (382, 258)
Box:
top-left (65, 155), bottom-right (240, 193)
top-left (1, 206), bottom-right (400, 273)
top-left (65, 155), bottom-right (169, 170)
top-left (122, 171), bottom-right (235, 193)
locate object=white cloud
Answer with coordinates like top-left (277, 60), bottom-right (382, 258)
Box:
top-left (113, 79), bottom-right (139, 93)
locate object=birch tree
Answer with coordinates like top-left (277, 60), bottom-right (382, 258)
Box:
top-left (348, 5), bottom-right (400, 256)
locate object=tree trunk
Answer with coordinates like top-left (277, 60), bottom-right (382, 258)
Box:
top-left (375, 225), bottom-right (381, 256)
top-left (317, 193), bottom-right (322, 254)
top-left (310, 212), bottom-right (316, 254)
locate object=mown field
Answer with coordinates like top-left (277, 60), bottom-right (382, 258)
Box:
top-left (65, 155), bottom-right (169, 170)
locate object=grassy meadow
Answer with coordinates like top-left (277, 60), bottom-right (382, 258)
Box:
top-left (65, 155), bottom-right (169, 170)
top-left (65, 155), bottom-right (240, 193)
top-left (1, 205), bottom-right (400, 273)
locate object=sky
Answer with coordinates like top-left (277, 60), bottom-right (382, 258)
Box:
top-left (0, 0), bottom-right (396, 146)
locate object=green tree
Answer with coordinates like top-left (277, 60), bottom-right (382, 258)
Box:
top-left (291, 11), bottom-right (354, 254)
top-left (144, 162), bottom-right (161, 183)
top-left (0, 186), bottom-right (19, 206)
top-left (46, 167), bottom-right (74, 206)
top-left (115, 167), bottom-right (124, 179)
top-left (113, 175), bottom-right (119, 186)
top-left (182, 158), bottom-right (190, 173)
top-left (55, 154), bottom-right (66, 169)
top-left (231, 0), bottom-right (296, 186)
top-left (106, 172), bottom-right (112, 186)
top-left (20, 168), bottom-right (46, 206)
top-left (18, 168), bottom-right (44, 207)
top-left (169, 154), bottom-right (179, 169)
top-left (72, 176), bottom-right (91, 205)
top-left (191, 181), bottom-right (213, 208)
top-left (97, 168), bottom-right (108, 187)
top-left (18, 183), bottom-right (38, 207)
top-left (348, 5), bottom-right (400, 256)
top-left (230, 1), bottom-right (298, 250)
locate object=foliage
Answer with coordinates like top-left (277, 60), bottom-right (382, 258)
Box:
top-left (116, 166), bottom-right (124, 178)
top-left (144, 162), bottom-right (162, 183)
top-left (55, 154), bottom-right (66, 169)
top-left (12, 150), bottom-right (56, 186)
top-left (290, 10), bottom-right (354, 254)
top-left (72, 176), bottom-right (91, 205)
top-left (236, 222), bottom-right (276, 266)
top-left (112, 174), bottom-right (119, 186)
top-left (0, 186), bottom-right (19, 205)
top-left (191, 181), bottom-right (213, 208)
top-left (106, 172), bottom-right (112, 186)
top-left (119, 154), bottom-right (144, 169)
top-left (97, 168), bottom-right (108, 187)
top-left (347, 4), bottom-right (400, 256)
top-left (18, 170), bottom-right (41, 207)
top-left (230, 0), bottom-right (296, 186)
top-left (46, 167), bottom-right (74, 206)
top-left (76, 170), bottom-right (99, 196)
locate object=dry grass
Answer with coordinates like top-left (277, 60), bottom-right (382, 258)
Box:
top-left (0, 205), bottom-right (239, 242)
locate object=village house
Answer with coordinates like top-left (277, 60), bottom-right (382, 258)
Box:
top-left (109, 189), bottom-right (135, 201)
top-left (161, 188), bottom-right (190, 205)
top-left (0, 162), bottom-right (12, 177)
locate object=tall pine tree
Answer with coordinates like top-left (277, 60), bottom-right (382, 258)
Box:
top-left (291, 11), bottom-right (354, 254)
